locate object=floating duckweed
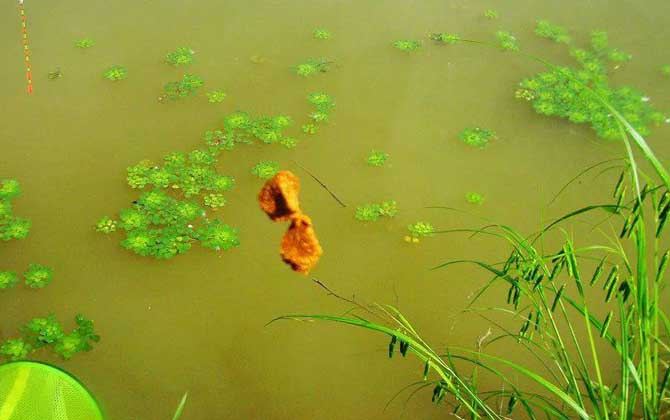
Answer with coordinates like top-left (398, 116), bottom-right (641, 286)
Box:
top-left (366, 150), bottom-right (389, 167)
top-left (204, 193), bottom-right (226, 209)
top-left (429, 33), bottom-right (461, 44)
top-left (74, 38), bottom-right (94, 48)
top-left (302, 124), bottom-right (318, 134)
top-left (25, 315), bottom-right (64, 345)
top-left (355, 201), bottom-right (398, 222)
top-left (662, 65), bottom-right (670, 76)
top-left (251, 161), bottom-right (280, 180)
top-left (313, 28), bottom-right (331, 40)
top-left (495, 31), bottom-right (519, 51)
top-left (166, 47), bottom-right (195, 66)
top-left (0, 339), bottom-right (31, 361)
top-left (535, 20), bottom-right (571, 43)
top-left (0, 179), bottom-right (31, 242)
top-left (393, 40), bottom-right (421, 52)
top-left (162, 74), bottom-right (204, 100)
top-left (23, 264), bottom-right (53, 289)
top-left (0, 271), bottom-right (19, 289)
top-left (95, 216), bottom-right (117, 234)
top-left (280, 137), bottom-right (298, 149)
top-left (408, 221), bottom-right (434, 238)
top-left (294, 58), bottom-right (332, 77)
top-left (206, 90), bottom-right (227, 103)
top-left (466, 192), bottom-right (485, 205)
top-left (104, 65), bottom-right (127, 81)
top-left (308, 92), bottom-right (335, 110)
top-left (484, 9), bottom-right (499, 19)
top-left (196, 220), bottom-right (240, 251)
top-left (459, 127), bottom-right (497, 148)
top-left (516, 30), bottom-right (664, 140)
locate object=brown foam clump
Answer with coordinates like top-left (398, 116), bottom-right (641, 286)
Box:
top-left (258, 170), bottom-right (301, 222)
top-left (258, 170), bottom-right (323, 274)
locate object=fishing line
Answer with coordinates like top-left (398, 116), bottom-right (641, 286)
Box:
top-left (18, 1), bottom-right (33, 94)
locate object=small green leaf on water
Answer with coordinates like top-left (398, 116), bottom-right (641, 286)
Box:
top-left (495, 31), bottom-right (519, 51)
top-left (483, 9), bottom-right (499, 19)
top-left (313, 28), bottom-right (331, 40)
top-left (465, 192), bottom-right (484, 205)
top-left (662, 65), bottom-right (670, 76)
top-left (103, 65), bottom-right (127, 81)
top-left (366, 150), bottom-right (389, 167)
top-left (459, 127), bottom-right (496, 148)
top-left (429, 33), bottom-right (461, 44)
top-left (206, 90), bottom-right (227, 103)
top-left (393, 40), bottom-right (421, 52)
top-left (74, 38), bottom-right (94, 48)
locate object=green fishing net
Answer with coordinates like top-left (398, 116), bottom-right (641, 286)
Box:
top-left (0, 361), bottom-right (103, 420)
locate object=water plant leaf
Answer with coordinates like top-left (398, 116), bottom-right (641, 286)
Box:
top-left (162, 74), bottom-right (204, 100)
top-left (535, 20), bottom-right (571, 44)
top-left (166, 47), bottom-right (195, 66)
top-left (459, 127), bottom-right (496, 148)
top-left (366, 150), bottom-right (389, 167)
top-left (103, 65), bottom-right (127, 81)
top-left (251, 161), bottom-right (280, 180)
top-left (313, 28), bottom-right (331, 40)
top-left (466, 192), bottom-right (485, 205)
top-left (495, 31), bottom-right (519, 51)
top-left (483, 9), bottom-right (499, 19)
top-left (393, 40), bottom-right (421, 52)
top-left (74, 38), bottom-right (94, 49)
top-left (206, 90), bottom-right (227, 103)
top-left (408, 221), bottom-right (434, 238)
top-left (293, 58), bottom-right (332, 76)
top-left (23, 263), bottom-right (53, 288)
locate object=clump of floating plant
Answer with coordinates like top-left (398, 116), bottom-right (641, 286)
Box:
top-left (355, 201), bottom-right (398, 222)
top-left (515, 24), bottom-right (666, 139)
top-left (0, 314), bottom-right (99, 361)
top-left (165, 47), bottom-right (195, 66)
top-left (393, 40), bottom-right (421, 52)
top-left (206, 90), bottom-right (227, 103)
top-left (465, 191), bottom-right (485, 205)
top-left (459, 127), bottom-right (496, 148)
top-left (99, 148), bottom-right (240, 259)
top-left (404, 221), bottom-right (434, 243)
top-left (162, 74), bottom-right (204, 100)
top-left (0, 179), bottom-right (31, 241)
top-left (0, 271), bottom-right (19, 289)
top-left (495, 31), bottom-right (519, 51)
top-left (429, 33), bottom-right (461, 45)
top-left (74, 38), bottom-right (94, 49)
top-left (313, 28), bottom-right (331, 40)
top-left (535, 20), bottom-right (571, 43)
top-left (483, 9), bottom-right (499, 19)
top-left (662, 65), bottom-right (670, 76)
top-left (251, 161), bottom-right (280, 180)
top-left (366, 150), bottom-right (389, 167)
top-left (103, 65), bottom-right (127, 81)
top-left (293, 58), bottom-right (332, 77)
top-left (23, 263), bottom-right (53, 289)
top-left (303, 92), bottom-right (335, 135)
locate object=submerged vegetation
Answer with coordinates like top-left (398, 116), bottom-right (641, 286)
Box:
top-left (165, 47), bottom-right (195, 66)
top-left (162, 74), bottom-right (204, 100)
top-left (74, 38), bottom-right (94, 49)
top-left (366, 150), bottom-right (389, 167)
top-left (355, 201), bottom-right (398, 222)
top-left (103, 65), bottom-right (127, 81)
top-left (459, 127), bottom-right (497, 148)
top-left (0, 314), bottom-right (99, 361)
top-left (393, 40), bottom-right (421, 52)
top-left (206, 90), bottom-right (227, 103)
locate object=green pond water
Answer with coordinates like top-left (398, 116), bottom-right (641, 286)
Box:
top-left (1, 0), bottom-right (670, 418)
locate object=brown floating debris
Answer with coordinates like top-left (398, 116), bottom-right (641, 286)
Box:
top-left (258, 170), bottom-right (323, 274)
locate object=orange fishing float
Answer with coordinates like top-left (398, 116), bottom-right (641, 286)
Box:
top-left (18, 2), bottom-right (33, 94)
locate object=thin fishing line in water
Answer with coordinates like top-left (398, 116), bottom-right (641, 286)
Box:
top-left (291, 160), bottom-right (347, 207)
top-left (17, 0), bottom-right (33, 94)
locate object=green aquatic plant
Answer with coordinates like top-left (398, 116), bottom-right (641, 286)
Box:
top-left (366, 150), bottom-right (389, 167)
top-left (302, 123), bottom-right (317, 134)
top-left (0, 178), bottom-right (21, 199)
top-left (662, 65), bottom-right (670, 76)
top-left (0, 271), bottom-right (19, 289)
top-left (308, 92), bottom-right (335, 111)
top-left (483, 9), bottom-right (498, 19)
top-left (393, 40), bottom-right (421, 52)
top-left (203, 193), bottom-right (226, 209)
top-left (294, 58), bottom-right (332, 77)
top-left (0, 314), bottom-right (99, 361)
top-left (0, 339), bottom-right (31, 361)
top-left (354, 201), bottom-right (397, 222)
top-left (459, 127), bottom-right (496, 148)
top-left (74, 38), bottom-right (94, 49)
top-left (162, 74), bottom-right (204, 100)
top-left (495, 31), bottom-right (519, 51)
top-left (407, 221), bottom-right (434, 238)
top-left (23, 263), bottom-right (53, 289)
top-left (165, 47), bottom-right (195, 66)
top-left (206, 90), bottom-right (227, 103)
top-left (95, 216), bottom-right (117, 234)
top-left (103, 65), bottom-right (127, 81)
top-left (196, 220), bottom-right (240, 251)
top-left (251, 161), bottom-right (280, 180)
top-left (465, 191), bottom-right (485, 205)
top-left (0, 179), bottom-right (31, 242)
top-left (313, 28), bottom-right (331, 40)
top-left (429, 33), bottom-right (461, 44)
top-left (535, 20), bottom-right (571, 43)
top-left (280, 137), bottom-right (298, 149)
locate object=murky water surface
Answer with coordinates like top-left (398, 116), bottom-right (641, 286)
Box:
top-left (1, 0), bottom-right (669, 418)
